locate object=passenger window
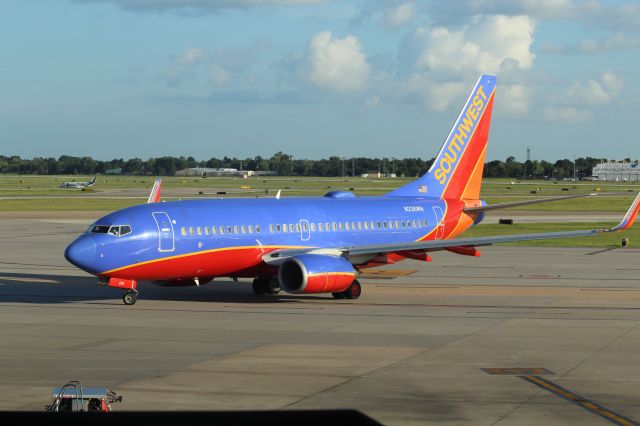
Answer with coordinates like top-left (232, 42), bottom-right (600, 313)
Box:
top-left (422, 220), bottom-right (428, 226)
top-left (310, 223), bottom-right (316, 232)
top-left (241, 225), bottom-right (246, 234)
top-left (338, 222), bottom-right (344, 231)
top-left (383, 222), bottom-right (388, 228)
top-left (197, 227), bottom-right (203, 236)
top-left (358, 222), bottom-right (362, 230)
top-left (181, 227), bottom-right (187, 236)
top-left (220, 226), bottom-right (225, 235)
top-left (248, 225), bottom-right (253, 234)
top-left (227, 226), bottom-right (233, 234)
top-left (332, 222), bottom-right (337, 231)
top-left (395, 220), bottom-right (400, 228)
top-left (120, 225), bottom-right (132, 236)
top-left (281, 224), bottom-right (287, 233)
top-left (212, 226), bottom-right (217, 235)
top-left (270, 224), bottom-right (274, 233)
top-left (364, 222), bottom-right (369, 230)
top-left (413, 220), bottom-right (419, 227)
top-left (325, 223), bottom-right (330, 231)
top-left (377, 221), bottom-right (381, 229)
top-left (205, 227), bottom-right (210, 236)
top-left (189, 227), bottom-right (195, 236)
top-left (302, 223), bottom-right (308, 232)
top-left (319, 223), bottom-right (324, 232)
top-left (234, 225), bottom-right (239, 234)
top-left (256, 224), bottom-right (261, 233)
top-left (289, 224), bottom-right (294, 232)
top-left (345, 222), bottom-right (350, 230)
top-left (351, 221), bottom-right (356, 229)
top-left (296, 223), bottom-right (301, 232)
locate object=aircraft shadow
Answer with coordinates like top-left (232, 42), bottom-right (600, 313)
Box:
top-left (0, 272), bottom-right (336, 305)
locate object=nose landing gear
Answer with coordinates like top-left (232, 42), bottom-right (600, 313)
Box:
top-left (122, 290), bottom-right (138, 305)
top-left (107, 277), bottom-right (139, 306)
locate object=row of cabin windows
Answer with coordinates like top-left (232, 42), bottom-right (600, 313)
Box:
top-left (181, 224), bottom-right (262, 237)
top-left (268, 219), bottom-right (429, 234)
top-left (180, 219), bottom-right (429, 237)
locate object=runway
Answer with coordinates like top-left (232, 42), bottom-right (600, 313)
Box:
top-left (1, 217), bottom-right (640, 424)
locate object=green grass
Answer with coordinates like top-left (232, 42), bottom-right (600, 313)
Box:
top-left (463, 222), bottom-right (639, 248)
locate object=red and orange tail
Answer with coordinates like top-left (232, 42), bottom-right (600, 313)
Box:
top-left (387, 75), bottom-right (496, 201)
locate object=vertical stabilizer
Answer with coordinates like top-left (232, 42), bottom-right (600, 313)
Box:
top-left (387, 75), bottom-right (496, 200)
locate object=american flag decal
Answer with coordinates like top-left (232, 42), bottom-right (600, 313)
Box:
top-left (419, 185), bottom-right (427, 193)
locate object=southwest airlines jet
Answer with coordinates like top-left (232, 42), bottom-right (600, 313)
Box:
top-left (65, 75), bottom-right (640, 305)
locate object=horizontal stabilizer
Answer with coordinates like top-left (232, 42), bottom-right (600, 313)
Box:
top-left (463, 193), bottom-right (597, 213)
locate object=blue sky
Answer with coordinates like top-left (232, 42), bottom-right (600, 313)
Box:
top-left (1, 0), bottom-right (639, 162)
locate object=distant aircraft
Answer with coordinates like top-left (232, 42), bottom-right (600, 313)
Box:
top-left (59, 176), bottom-right (97, 189)
top-left (64, 75), bottom-right (640, 305)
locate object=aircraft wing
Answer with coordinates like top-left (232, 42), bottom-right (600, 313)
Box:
top-left (463, 193), bottom-right (596, 213)
top-left (262, 192), bottom-right (640, 264)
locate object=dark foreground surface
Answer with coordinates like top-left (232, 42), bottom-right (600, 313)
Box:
top-left (1, 218), bottom-right (639, 425)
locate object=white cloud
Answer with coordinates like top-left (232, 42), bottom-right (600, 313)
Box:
top-left (384, 2), bottom-right (417, 28)
top-left (542, 106), bottom-right (592, 123)
top-left (406, 15), bottom-right (535, 76)
top-left (557, 70), bottom-right (623, 106)
top-left (365, 96), bottom-right (381, 107)
top-left (541, 33), bottom-right (640, 54)
top-left (166, 47), bottom-right (205, 86)
top-left (500, 84), bottom-right (532, 116)
top-left (306, 31), bottom-right (371, 92)
top-left (211, 65), bottom-right (230, 84)
top-left (75, 0), bottom-right (327, 12)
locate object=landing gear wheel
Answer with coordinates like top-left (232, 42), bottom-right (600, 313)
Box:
top-left (252, 278), bottom-right (268, 295)
top-left (267, 278), bottom-right (281, 295)
top-left (344, 280), bottom-right (361, 300)
top-left (123, 290), bottom-right (138, 305)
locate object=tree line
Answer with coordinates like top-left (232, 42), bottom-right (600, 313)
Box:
top-left (0, 152), bottom-right (609, 179)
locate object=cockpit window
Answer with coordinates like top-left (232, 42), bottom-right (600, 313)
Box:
top-left (120, 225), bottom-right (132, 236)
top-left (91, 225), bottom-right (110, 234)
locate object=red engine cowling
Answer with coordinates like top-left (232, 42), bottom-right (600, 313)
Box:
top-left (278, 254), bottom-right (355, 294)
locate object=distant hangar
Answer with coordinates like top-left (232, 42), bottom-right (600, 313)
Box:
top-left (592, 160), bottom-right (640, 181)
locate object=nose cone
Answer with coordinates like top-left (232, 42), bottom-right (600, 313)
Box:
top-left (65, 236), bottom-right (97, 273)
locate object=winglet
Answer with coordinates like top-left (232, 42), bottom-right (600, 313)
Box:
top-left (605, 192), bottom-right (640, 232)
top-left (276, 189), bottom-right (281, 200)
top-left (147, 178), bottom-right (162, 204)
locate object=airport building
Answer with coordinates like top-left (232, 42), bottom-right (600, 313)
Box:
top-left (175, 167), bottom-right (276, 177)
top-left (592, 160), bottom-right (640, 181)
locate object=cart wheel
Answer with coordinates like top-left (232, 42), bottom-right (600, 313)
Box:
top-left (123, 291), bottom-right (137, 305)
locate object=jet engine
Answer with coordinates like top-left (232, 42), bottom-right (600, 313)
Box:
top-left (278, 254), bottom-right (355, 294)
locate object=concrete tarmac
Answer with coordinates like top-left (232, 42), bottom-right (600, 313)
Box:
top-left (1, 217), bottom-right (640, 424)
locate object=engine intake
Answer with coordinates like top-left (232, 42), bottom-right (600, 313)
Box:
top-left (278, 254), bottom-right (355, 294)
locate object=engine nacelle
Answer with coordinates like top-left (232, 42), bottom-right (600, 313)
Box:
top-left (278, 254), bottom-right (355, 294)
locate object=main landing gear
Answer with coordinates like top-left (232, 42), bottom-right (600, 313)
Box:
top-left (332, 280), bottom-right (361, 300)
top-left (252, 277), bottom-right (281, 295)
top-left (122, 289), bottom-right (138, 305)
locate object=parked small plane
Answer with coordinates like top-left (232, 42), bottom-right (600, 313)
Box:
top-left (64, 75), bottom-right (640, 305)
top-left (59, 176), bottom-right (97, 189)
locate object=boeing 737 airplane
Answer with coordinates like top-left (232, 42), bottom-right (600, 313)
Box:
top-left (59, 175), bottom-right (97, 189)
top-left (64, 75), bottom-right (640, 305)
